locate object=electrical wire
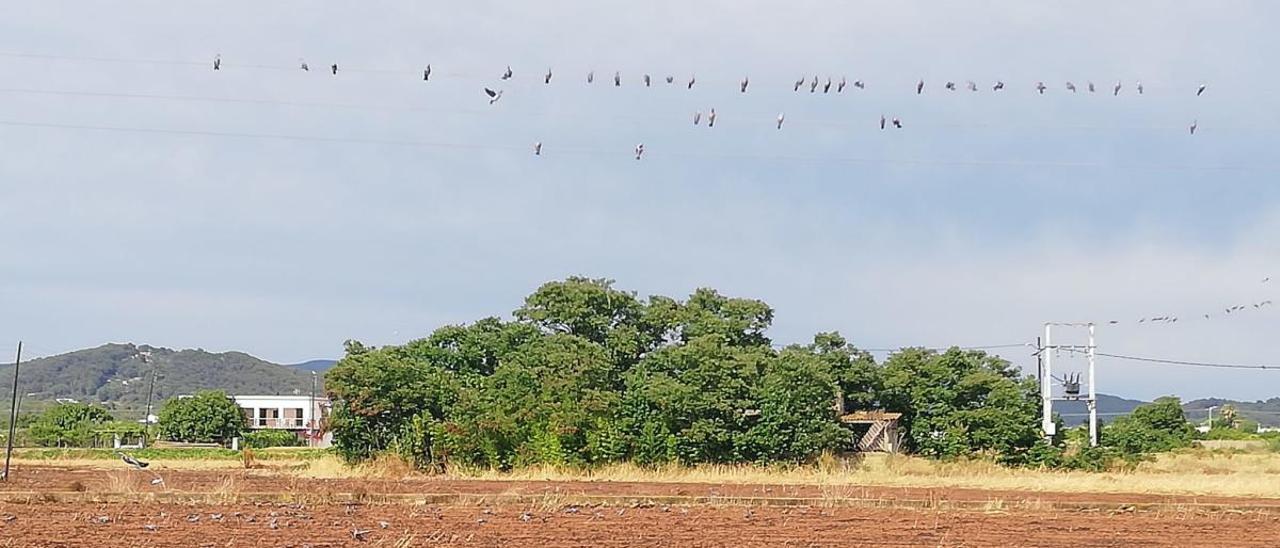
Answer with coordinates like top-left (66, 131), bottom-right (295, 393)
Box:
top-left (1097, 352), bottom-right (1279, 370)
top-left (3, 118), bottom-right (1275, 171)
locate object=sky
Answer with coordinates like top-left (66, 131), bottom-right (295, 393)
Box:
top-left (1, 1), bottom-right (1278, 401)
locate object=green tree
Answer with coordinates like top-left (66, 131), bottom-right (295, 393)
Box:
top-left (28, 403), bottom-right (115, 447)
top-left (156, 390), bottom-right (246, 443)
top-left (741, 348), bottom-right (846, 461)
top-left (1103, 397), bottom-right (1195, 454)
top-left (879, 347), bottom-right (1041, 462)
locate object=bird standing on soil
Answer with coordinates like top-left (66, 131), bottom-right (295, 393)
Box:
top-left (117, 452), bottom-right (149, 469)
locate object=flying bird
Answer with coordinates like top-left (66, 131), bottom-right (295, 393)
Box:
top-left (331, 63), bottom-right (338, 75)
top-left (1087, 81), bottom-right (1096, 92)
top-left (1197, 84), bottom-right (1207, 96)
top-left (794, 77), bottom-right (804, 92)
top-left (993, 81), bottom-right (1005, 91)
top-left (213, 54), bottom-right (221, 71)
top-left (533, 142), bottom-right (542, 156)
top-left (776, 113), bottom-right (785, 129)
top-left (854, 80), bottom-right (865, 89)
top-left (1189, 120), bottom-right (1197, 135)
top-left (1036, 81), bottom-right (1047, 94)
top-left (1113, 81), bottom-right (1122, 95)
top-left (423, 65), bottom-right (432, 81)
top-left (484, 87), bottom-right (503, 104)
top-left (880, 114), bottom-right (886, 130)
top-left (502, 66), bottom-right (513, 80)
top-left (614, 71), bottom-right (621, 86)
top-left (740, 77), bottom-right (749, 93)
top-left (707, 108), bottom-right (717, 127)
top-left (916, 79), bottom-right (925, 94)
top-left (838, 77), bottom-right (847, 93)
top-left (644, 74), bottom-right (651, 87)
top-left (892, 117), bottom-right (902, 129)
top-left (545, 68), bottom-right (552, 84)
top-left (634, 143), bottom-right (644, 160)
top-left (945, 81), bottom-right (956, 91)
top-left (1066, 81), bottom-right (1077, 92)
top-left (693, 111), bottom-right (702, 125)
top-left (966, 80), bottom-right (977, 92)
top-left (810, 76), bottom-right (819, 93)
top-left (687, 75), bottom-right (696, 89)
top-left (299, 59), bottom-right (309, 71)
top-left (665, 75), bottom-right (674, 84)
top-left (1264, 277), bottom-right (1271, 283)
top-left (118, 452), bottom-right (149, 469)
top-left (823, 78), bottom-right (832, 93)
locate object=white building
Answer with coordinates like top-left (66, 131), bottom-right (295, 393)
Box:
top-left (231, 394), bottom-right (332, 447)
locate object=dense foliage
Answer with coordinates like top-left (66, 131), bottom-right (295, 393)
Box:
top-left (156, 390), bottom-right (247, 443)
top-left (242, 429), bottom-right (304, 448)
top-left (27, 403), bottom-right (116, 447)
top-left (326, 277), bottom-right (1046, 469)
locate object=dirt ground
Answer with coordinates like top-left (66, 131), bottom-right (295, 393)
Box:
top-left (2, 466), bottom-right (1279, 547)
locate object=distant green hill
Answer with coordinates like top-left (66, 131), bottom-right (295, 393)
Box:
top-left (0, 343), bottom-right (323, 419)
top-left (286, 359), bottom-right (338, 373)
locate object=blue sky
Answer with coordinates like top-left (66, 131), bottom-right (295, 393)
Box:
top-left (1, 1), bottom-right (1278, 401)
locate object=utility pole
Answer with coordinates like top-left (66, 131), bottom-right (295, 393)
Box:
top-left (141, 351), bottom-right (156, 439)
top-left (309, 371), bottom-right (317, 448)
top-left (1041, 323), bottom-right (1098, 447)
top-left (3, 341), bottom-right (24, 482)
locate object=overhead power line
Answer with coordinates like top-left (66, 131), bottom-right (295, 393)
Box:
top-left (1097, 352), bottom-right (1279, 371)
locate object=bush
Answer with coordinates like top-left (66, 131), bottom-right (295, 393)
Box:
top-left (27, 403), bottom-right (115, 447)
top-left (1102, 397), bottom-right (1195, 455)
top-left (242, 429), bottom-right (303, 449)
top-left (157, 390), bottom-right (246, 444)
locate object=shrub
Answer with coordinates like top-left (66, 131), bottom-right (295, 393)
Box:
top-left (242, 429), bottom-right (303, 449)
top-left (27, 403), bottom-right (115, 447)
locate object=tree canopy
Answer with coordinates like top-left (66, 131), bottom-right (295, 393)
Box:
top-left (156, 390), bottom-right (246, 443)
top-left (325, 277), bottom-right (1046, 469)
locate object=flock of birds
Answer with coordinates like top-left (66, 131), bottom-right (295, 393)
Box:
top-left (1103, 277), bottom-right (1274, 326)
top-left (208, 55), bottom-right (1215, 159)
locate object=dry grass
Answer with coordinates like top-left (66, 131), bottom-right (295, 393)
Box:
top-left (94, 470), bottom-right (146, 494)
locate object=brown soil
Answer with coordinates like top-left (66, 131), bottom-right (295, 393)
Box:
top-left (1, 466), bottom-right (1277, 547)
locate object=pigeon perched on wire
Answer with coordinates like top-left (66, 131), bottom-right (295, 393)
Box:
top-left (644, 74), bottom-right (651, 87)
top-left (740, 77), bottom-right (749, 93)
top-left (1113, 81), bottom-right (1122, 95)
top-left (810, 76), bottom-right (819, 93)
top-left (545, 68), bottom-right (552, 84)
top-left (823, 78), bottom-right (832, 93)
top-left (1036, 81), bottom-right (1047, 94)
top-left (587, 71), bottom-right (594, 84)
top-left (502, 66), bottom-right (513, 80)
top-left (687, 75), bottom-right (696, 89)
top-left (331, 63), bottom-right (338, 75)
top-left (213, 55), bottom-right (221, 71)
top-left (634, 143), bottom-right (644, 160)
top-left (614, 71), bottom-right (621, 87)
top-left (880, 115), bottom-right (886, 130)
top-left (1189, 120), bottom-right (1197, 135)
top-left (1197, 84), bottom-right (1207, 96)
top-left (794, 77), bottom-right (804, 92)
top-left (776, 113), bottom-right (785, 129)
top-left (966, 80), bottom-right (977, 92)
top-left (892, 117), bottom-right (902, 129)
top-left (484, 88), bottom-right (503, 104)
top-left (1088, 81), bottom-right (1096, 92)
top-left (993, 81), bottom-right (1005, 91)
top-left (693, 111), bottom-right (702, 125)
top-left (533, 142), bottom-right (542, 156)
top-left (707, 108), bottom-right (717, 128)
top-left (945, 81), bottom-right (956, 91)
top-left (1137, 81), bottom-right (1144, 94)
top-left (299, 59), bottom-right (309, 71)
top-left (1066, 81), bottom-right (1077, 92)
top-left (423, 65), bottom-right (432, 81)
top-left (665, 75), bottom-right (674, 84)
top-left (854, 80), bottom-right (865, 89)
top-left (838, 77), bottom-right (847, 93)
top-left (917, 79), bottom-right (925, 94)
top-left (117, 452), bottom-right (149, 469)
